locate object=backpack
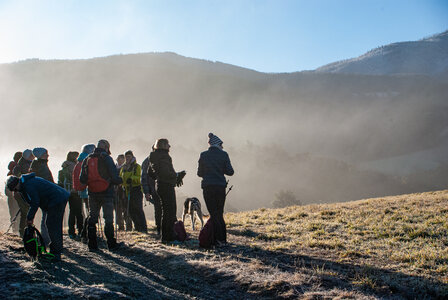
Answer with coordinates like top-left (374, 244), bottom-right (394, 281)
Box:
top-left (23, 225), bottom-right (54, 261)
top-left (58, 166), bottom-right (72, 191)
top-left (199, 218), bottom-right (215, 248)
top-left (86, 154), bottom-right (109, 193)
top-left (72, 162), bottom-right (86, 192)
top-left (173, 220), bottom-right (187, 242)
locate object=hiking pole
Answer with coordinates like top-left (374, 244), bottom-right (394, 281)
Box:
top-left (6, 209), bottom-right (21, 234)
top-left (226, 185), bottom-right (233, 196)
top-left (115, 194), bottom-right (119, 241)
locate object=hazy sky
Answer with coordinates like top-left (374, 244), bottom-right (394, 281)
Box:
top-left (0, 0), bottom-right (447, 72)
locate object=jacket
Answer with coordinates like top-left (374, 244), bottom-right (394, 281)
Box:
top-left (197, 147), bottom-right (234, 188)
top-left (58, 160), bottom-right (76, 192)
top-left (141, 156), bottom-right (158, 195)
top-left (30, 159), bottom-right (54, 183)
top-left (80, 148), bottom-right (123, 196)
top-left (120, 160), bottom-right (142, 196)
top-left (13, 157), bottom-right (32, 177)
top-left (148, 149), bottom-right (177, 186)
top-left (18, 173), bottom-right (69, 221)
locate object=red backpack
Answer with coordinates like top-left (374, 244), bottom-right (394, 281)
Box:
top-left (173, 221), bottom-right (187, 242)
top-left (86, 155), bottom-right (109, 193)
top-left (199, 218), bottom-right (215, 248)
top-left (72, 162), bottom-right (86, 192)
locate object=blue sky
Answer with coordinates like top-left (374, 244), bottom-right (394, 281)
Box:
top-left (0, 0), bottom-right (447, 72)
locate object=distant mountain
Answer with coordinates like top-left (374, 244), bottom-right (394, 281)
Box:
top-left (315, 30), bottom-right (448, 76)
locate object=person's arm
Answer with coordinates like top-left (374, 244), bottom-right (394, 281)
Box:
top-left (24, 187), bottom-right (40, 221)
top-left (197, 154), bottom-right (204, 178)
top-left (224, 152), bottom-right (234, 176)
top-left (106, 156), bottom-right (123, 185)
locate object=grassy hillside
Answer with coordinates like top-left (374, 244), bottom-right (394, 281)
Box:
top-left (1, 190), bottom-right (447, 299)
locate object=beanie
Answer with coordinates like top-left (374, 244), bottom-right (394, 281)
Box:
top-left (81, 144), bottom-right (95, 154)
top-left (32, 147), bottom-right (48, 159)
top-left (208, 133), bottom-right (223, 147)
top-left (22, 149), bottom-right (33, 160)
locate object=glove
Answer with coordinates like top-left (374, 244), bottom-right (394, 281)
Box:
top-left (176, 171), bottom-right (186, 187)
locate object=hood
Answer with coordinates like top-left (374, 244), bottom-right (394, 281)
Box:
top-left (21, 172), bottom-right (36, 183)
top-left (77, 152), bottom-right (89, 162)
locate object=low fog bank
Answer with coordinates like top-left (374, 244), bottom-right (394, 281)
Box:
top-left (0, 53), bottom-right (447, 213)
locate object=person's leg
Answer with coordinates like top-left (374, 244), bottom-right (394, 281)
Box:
top-left (158, 184), bottom-right (176, 242)
top-left (215, 186), bottom-right (227, 243)
top-left (68, 193), bottom-right (76, 236)
top-left (203, 186), bottom-right (219, 245)
top-left (153, 193), bottom-right (162, 235)
top-left (133, 188), bottom-right (147, 233)
top-left (87, 196), bottom-right (102, 250)
top-left (41, 211), bottom-right (50, 246)
top-left (102, 196), bottom-right (117, 248)
top-left (14, 192), bottom-right (29, 237)
top-left (6, 189), bottom-right (20, 233)
top-left (72, 193), bottom-right (84, 235)
top-left (46, 201), bottom-right (67, 259)
top-left (80, 197), bottom-right (89, 242)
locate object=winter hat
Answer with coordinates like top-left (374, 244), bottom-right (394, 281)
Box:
top-left (32, 147), bottom-right (48, 159)
top-left (154, 139), bottom-right (170, 150)
top-left (6, 176), bottom-right (20, 191)
top-left (67, 151), bottom-right (79, 162)
top-left (81, 144), bottom-right (95, 154)
top-left (125, 150), bottom-right (134, 157)
top-left (22, 149), bottom-right (33, 160)
top-left (208, 133), bottom-right (223, 147)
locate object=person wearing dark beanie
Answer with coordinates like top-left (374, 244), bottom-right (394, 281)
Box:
top-left (198, 133), bottom-right (234, 246)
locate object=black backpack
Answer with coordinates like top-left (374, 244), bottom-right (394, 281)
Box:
top-left (22, 225), bottom-right (54, 261)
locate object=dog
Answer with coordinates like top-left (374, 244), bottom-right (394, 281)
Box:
top-left (182, 197), bottom-right (204, 231)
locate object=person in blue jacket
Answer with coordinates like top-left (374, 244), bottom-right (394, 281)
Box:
top-left (197, 133), bottom-right (234, 246)
top-left (6, 173), bottom-right (69, 261)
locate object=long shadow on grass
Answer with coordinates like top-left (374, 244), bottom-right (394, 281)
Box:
top-left (62, 243), bottom-right (256, 300)
top-left (225, 229), bottom-right (448, 299)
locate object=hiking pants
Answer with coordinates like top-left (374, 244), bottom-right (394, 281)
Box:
top-left (14, 192), bottom-right (30, 237)
top-left (88, 194), bottom-right (115, 247)
top-left (46, 200), bottom-right (67, 255)
top-left (41, 211), bottom-right (50, 246)
top-left (129, 187), bottom-right (147, 233)
top-left (114, 187), bottom-right (128, 230)
top-left (153, 192), bottom-right (162, 233)
top-left (157, 183), bottom-right (177, 242)
top-left (80, 197), bottom-right (89, 240)
top-left (203, 185), bottom-right (227, 243)
top-left (6, 187), bottom-right (19, 233)
top-left (68, 192), bottom-right (84, 236)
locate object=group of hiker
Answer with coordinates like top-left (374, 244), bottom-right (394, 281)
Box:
top-left (4, 133), bottom-right (234, 262)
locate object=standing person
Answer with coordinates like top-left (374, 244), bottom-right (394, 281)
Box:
top-left (59, 151), bottom-right (83, 239)
top-left (30, 147), bottom-right (54, 246)
top-left (197, 133), bottom-right (234, 246)
top-left (141, 145), bottom-right (162, 236)
top-left (73, 144), bottom-right (96, 244)
top-left (5, 151), bottom-right (22, 234)
top-left (6, 174), bottom-right (69, 262)
top-left (115, 154), bottom-right (127, 231)
top-left (148, 139), bottom-right (185, 242)
top-left (120, 151), bottom-right (147, 233)
top-left (13, 149), bottom-right (34, 237)
top-left (80, 139), bottom-right (123, 251)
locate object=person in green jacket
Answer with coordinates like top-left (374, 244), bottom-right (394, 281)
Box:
top-left (119, 150), bottom-right (147, 233)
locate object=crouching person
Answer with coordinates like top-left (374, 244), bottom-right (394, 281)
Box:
top-left (80, 139), bottom-right (123, 251)
top-left (6, 173), bottom-right (69, 262)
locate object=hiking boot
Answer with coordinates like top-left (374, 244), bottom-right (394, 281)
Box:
top-left (88, 245), bottom-right (99, 252)
top-left (81, 236), bottom-right (88, 244)
top-left (69, 234), bottom-right (77, 240)
top-left (40, 253), bottom-right (61, 263)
